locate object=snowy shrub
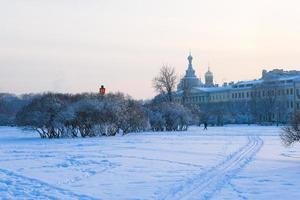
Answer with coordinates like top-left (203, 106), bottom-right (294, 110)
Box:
top-left (16, 93), bottom-right (69, 138)
top-left (98, 98), bottom-right (122, 136)
top-left (65, 99), bottom-right (101, 137)
top-left (16, 92), bottom-right (149, 138)
top-left (281, 112), bottom-right (300, 146)
top-left (118, 99), bottom-right (149, 134)
top-left (161, 102), bottom-right (190, 131)
top-left (146, 101), bottom-right (191, 131)
top-left (148, 111), bottom-right (165, 131)
top-left (15, 91), bottom-right (202, 138)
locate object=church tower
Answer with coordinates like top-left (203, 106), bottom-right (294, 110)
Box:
top-left (177, 52), bottom-right (202, 90)
top-left (185, 53), bottom-right (197, 78)
top-left (205, 65), bottom-right (214, 87)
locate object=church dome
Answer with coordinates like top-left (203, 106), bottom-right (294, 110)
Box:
top-left (177, 53), bottom-right (203, 90)
top-left (205, 69), bottom-right (213, 77)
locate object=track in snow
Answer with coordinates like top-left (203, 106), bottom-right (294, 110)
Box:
top-left (0, 168), bottom-right (99, 200)
top-left (163, 135), bottom-right (263, 200)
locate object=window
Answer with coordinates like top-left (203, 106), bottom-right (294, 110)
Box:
top-left (291, 101), bottom-right (294, 109)
top-left (290, 88), bottom-right (294, 95)
top-left (297, 102), bottom-right (299, 110)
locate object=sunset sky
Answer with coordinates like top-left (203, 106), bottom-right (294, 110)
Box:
top-left (1, 0), bottom-right (300, 99)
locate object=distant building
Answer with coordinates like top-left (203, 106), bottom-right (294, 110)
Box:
top-left (174, 53), bottom-right (300, 124)
top-left (204, 66), bottom-right (214, 87)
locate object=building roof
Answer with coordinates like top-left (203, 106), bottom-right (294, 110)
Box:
top-left (194, 86), bottom-right (232, 93)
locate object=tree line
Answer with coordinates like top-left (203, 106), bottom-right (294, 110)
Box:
top-left (1, 64), bottom-right (299, 144)
top-left (14, 92), bottom-right (192, 138)
top-left (0, 93), bottom-right (36, 126)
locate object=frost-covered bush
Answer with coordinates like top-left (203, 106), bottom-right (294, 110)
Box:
top-left (118, 99), bottom-right (149, 135)
top-left (161, 102), bottom-right (191, 131)
top-left (148, 111), bottom-right (165, 131)
top-left (16, 92), bottom-right (149, 138)
top-left (16, 91), bottom-right (195, 138)
top-left (64, 99), bottom-right (102, 137)
top-left (146, 101), bottom-right (191, 132)
top-left (16, 93), bottom-right (69, 138)
top-left (281, 112), bottom-right (300, 146)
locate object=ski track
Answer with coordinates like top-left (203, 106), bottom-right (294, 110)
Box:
top-left (163, 135), bottom-right (263, 200)
top-left (103, 153), bottom-right (204, 168)
top-left (0, 168), bottom-right (99, 200)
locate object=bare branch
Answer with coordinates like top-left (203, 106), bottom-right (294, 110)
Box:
top-left (152, 65), bottom-right (177, 102)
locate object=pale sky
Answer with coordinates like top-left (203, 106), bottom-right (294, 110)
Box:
top-left (1, 0), bottom-right (300, 99)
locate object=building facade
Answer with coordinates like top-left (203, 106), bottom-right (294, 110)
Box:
top-left (174, 54), bottom-right (300, 124)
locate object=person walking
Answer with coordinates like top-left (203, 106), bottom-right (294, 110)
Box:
top-left (204, 122), bottom-right (208, 130)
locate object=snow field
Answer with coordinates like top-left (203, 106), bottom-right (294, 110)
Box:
top-left (0, 126), bottom-right (299, 200)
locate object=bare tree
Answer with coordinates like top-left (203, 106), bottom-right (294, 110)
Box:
top-left (153, 65), bottom-right (177, 102)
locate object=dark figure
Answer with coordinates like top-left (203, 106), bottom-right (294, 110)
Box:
top-left (204, 122), bottom-right (208, 130)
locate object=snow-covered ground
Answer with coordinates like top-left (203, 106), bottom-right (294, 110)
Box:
top-left (0, 126), bottom-right (299, 200)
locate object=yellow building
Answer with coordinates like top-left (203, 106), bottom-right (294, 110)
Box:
top-left (174, 54), bottom-right (300, 123)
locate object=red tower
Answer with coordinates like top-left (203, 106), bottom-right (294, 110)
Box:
top-left (99, 85), bottom-right (106, 95)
